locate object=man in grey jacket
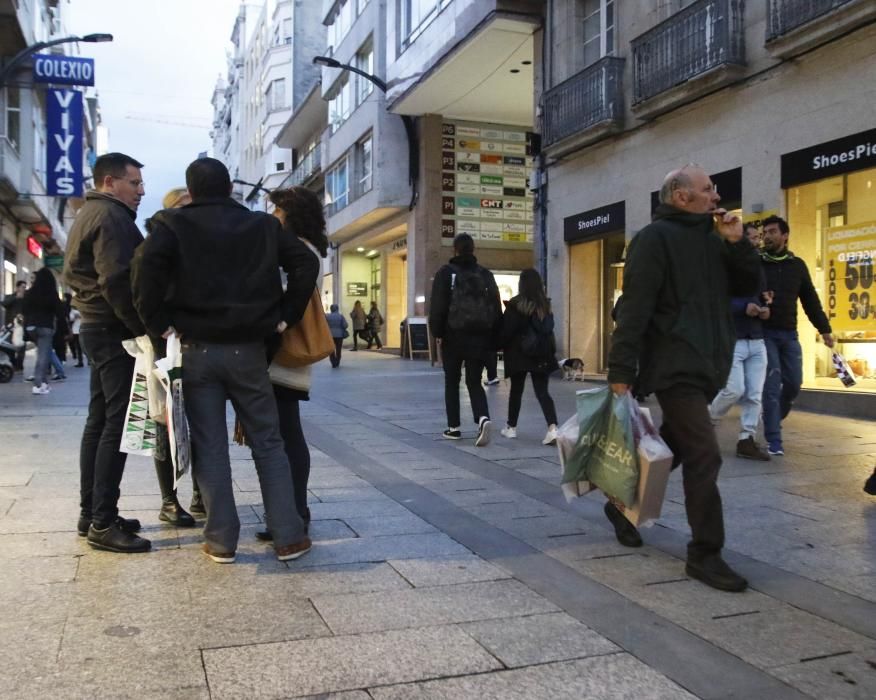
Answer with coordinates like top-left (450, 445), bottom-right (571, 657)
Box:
top-left (64, 152), bottom-right (151, 554)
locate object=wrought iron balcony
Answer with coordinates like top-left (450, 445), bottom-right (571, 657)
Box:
top-left (631, 0), bottom-right (745, 108)
top-left (543, 57), bottom-right (624, 150)
top-left (767, 0), bottom-right (855, 40)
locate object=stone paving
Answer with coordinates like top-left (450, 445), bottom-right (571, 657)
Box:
top-left (0, 349), bottom-right (874, 699)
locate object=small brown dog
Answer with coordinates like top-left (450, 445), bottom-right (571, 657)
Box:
top-left (560, 358), bottom-right (585, 381)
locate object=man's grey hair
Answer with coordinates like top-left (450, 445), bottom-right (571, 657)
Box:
top-left (659, 163), bottom-right (701, 204)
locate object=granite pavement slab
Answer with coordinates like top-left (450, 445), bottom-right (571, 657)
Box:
top-left (387, 553), bottom-right (511, 587)
top-left (202, 625), bottom-right (502, 699)
top-left (772, 649), bottom-right (876, 699)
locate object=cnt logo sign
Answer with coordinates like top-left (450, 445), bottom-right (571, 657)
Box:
top-left (46, 89), bottom-right (83, 197)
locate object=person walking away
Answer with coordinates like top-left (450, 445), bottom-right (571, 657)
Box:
top-left (483, 352), bottom-right (500, 386)
top-left (325, 304), bottom-right (348, 368)
top-left (252, 185), bottom-right (329, 542)
top-left (133, 159), bottom-right (318, 563)
top-left (22, 268), bottom-right (62, 395)
top-left (760, 215), bottom-right (834, 456)
top-left (708, 224), bottom-right (771, 461)
top-left (64, 152), bottom-right (151, 553)
top-left (429, 233), bottom-right (502, 446)
top-left (2, 280), bottom-right (27, 370)
top-left (366, 301), bottom-right (383, 349)
top-left (66, 295), bottom-right (84, 367)
top-left (498, 268), bottom-right (559, 445)
top-left (350, 300), bottom-right (366, 350)
top-left (608, 164), bottom-right (760, 592)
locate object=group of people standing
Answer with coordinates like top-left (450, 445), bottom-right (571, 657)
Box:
top-left (62, 152), bottom-right (323, 564)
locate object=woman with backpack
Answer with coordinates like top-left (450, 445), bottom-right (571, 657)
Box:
top-left (499, 268), bottom-right (559, 445)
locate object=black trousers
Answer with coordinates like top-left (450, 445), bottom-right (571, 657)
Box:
top-left (442, 350), bottom-right (489, 428)
top-left (485, 352), bottom-right (498, 381)
top-left (274, 390), bottom-right (311, 522)
top-left (352, 329), bottom-right (368, 349)
top-left (330, 338), bottom-right (343, 367)
top-left (507, 371), bottom-right (557, 427)
top-left (79, 325), bottom-right (135, 528)
top-left (655, 383), bottom-right (725, 561)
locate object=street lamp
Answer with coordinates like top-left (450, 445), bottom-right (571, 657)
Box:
top-left (0, 33), bottom-right (114, 87)
top-left (313, 55), bottom-right (418, 209)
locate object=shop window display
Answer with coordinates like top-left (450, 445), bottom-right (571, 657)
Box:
top-left (786, 166), bottom-right (876, 391)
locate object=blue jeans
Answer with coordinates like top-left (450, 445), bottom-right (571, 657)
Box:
top-left (182, 340), bottom-right (305, 553)
top-left (32, 326), bottom-right (54, 386)
top-left (709, 339), bottom-right (767, 440)
top-left (50, 349), bottom-right (65, 378)
top-left (762, 329), bottom-right (803, 446)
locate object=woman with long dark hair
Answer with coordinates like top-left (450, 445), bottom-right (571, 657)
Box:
top-left (22, 268), bottom-right (64, 395)
top-left (256, 186), bottom-right (328, 541)
top-left (499, 268), bottom-right (559, 444)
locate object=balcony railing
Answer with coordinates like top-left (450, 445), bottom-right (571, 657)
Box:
top-left (543, 57), bottom-right (624, 147)
top-left (767, 0), bottom-right (855, 40)
top-left (631, 0), bottom-right (745, 105)
top-left (277, 147), bottom-right (322, 190)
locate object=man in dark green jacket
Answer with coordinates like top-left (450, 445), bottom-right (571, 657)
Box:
top-left (607, 164), bottom-right (760, 592)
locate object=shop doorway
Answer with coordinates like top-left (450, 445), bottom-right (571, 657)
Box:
top-left (386, 253), bottom-right (407, 347)
top-left (568, 231), bottom-right (625, 374)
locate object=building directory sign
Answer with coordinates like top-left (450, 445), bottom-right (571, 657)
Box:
top-left (440, 120), bottom-right (535, 249)
top-left (32, 54), bottom-right (95, 87)
top-left (46, 89), bottom-right (84, 197)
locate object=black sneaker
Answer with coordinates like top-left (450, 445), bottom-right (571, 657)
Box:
top-left (87, 523), bottom-right (151, 553)
top-left (77, 515), bottom-right (142, 537)
top-left (475, 417), bottom-right (491, 447)
top-left (443, 428), bottom-right (462, 440)
top-left (864, 468), bottom-right (876, 495)
top-left (604, 501), bottom-right (643, 547)
top-left (686, 555), bottom-right (748, 592)
top-left (736, 436), bottom-right (770, 461)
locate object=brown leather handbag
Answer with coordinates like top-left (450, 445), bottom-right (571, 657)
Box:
top-left (272, 289), bottom-right (335, 368)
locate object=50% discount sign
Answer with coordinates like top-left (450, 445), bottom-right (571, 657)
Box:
top-left (825, 223), bottom-right (876, 331)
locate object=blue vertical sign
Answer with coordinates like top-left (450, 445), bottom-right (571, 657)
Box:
top-left (46, 89), bottom-right (83, 196)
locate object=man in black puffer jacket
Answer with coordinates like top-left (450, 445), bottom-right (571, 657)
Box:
top-left (760, 215), bottom-right (834, 457)
top-left (608, 164), bottom-right (760, 593)
top-left (429, 233), bottom-right (502, 446)
top-left (133, 158), bottom-right (318, 565)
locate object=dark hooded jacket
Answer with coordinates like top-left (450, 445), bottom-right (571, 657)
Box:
top-left (761, 250), bottom-right (831, 335)
top-left (500, 295), bottom-right (559, 376)
top-left (131, 197), bottom-right (318, 343)
top-left (63, 190), bottom-right (146, 336)
top-left (429, 252), bottom-right (502, 358)
top-left (607, 205), bottom-right (761, 396)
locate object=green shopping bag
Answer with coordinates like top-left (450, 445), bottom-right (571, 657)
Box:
top-left (561, 387), bottom-right (640, 507)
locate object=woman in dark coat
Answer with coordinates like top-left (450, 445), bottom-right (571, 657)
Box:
top-left (22, 268), bottom-right (63, 394)
top-left (499, 268), bottom-right (559, 445)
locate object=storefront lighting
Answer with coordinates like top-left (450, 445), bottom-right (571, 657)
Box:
top-left (3, 260), bottom-right (17, 274)
top-left (415, 295), bottom-right (425, 303)
top-left (356, 246), bottom-right (365, 252)
top-left (366, 250), bottom-right (378, 258)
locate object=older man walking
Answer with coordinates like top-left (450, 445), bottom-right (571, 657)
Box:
top-left (607, 164), bottom-right (760, 592)
top-left (133, 158), bottom-right (318, 564)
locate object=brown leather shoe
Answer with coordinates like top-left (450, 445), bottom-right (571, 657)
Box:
top-left (276, 536), bottom-right (312, 562)
top-left (202, 543), bottom-right (235, 564)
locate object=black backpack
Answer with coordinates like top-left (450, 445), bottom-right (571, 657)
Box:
top-left (520, 312), bottom-right (556, 361)
top-left (447, 265), bottom-right (496, 332)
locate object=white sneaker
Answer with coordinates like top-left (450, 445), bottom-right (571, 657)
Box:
top-left (475, 417), bottom-right (491, 447)
top-left (483, 377), bottom-right (500, 386)
top-left (32, 383), bottom-right (50, 395)
top-left (542, 424), bottom-right (558, 445)
top-left (500, 426), bottom-right (517, 439)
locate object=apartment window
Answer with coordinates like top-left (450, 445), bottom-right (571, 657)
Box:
top-left (6, 87), bottom-right (20, 150)
top-left (328, 74), bottom-right (353, 132)
top-left (266, 78), bottom-right (286, 112)
top-left (282, 18), bottom-right (292, 43)
top-left (581, 0), bottom-right (614, 68)
top-left (400, 0), bottom-right (451, 47)
top-left (355, 40), bottom-right (374, 106)
top-left (357, 135), bottom-right (373, 194)
top-left (326, 155), bottom-right (350, 211)
top-left (328, 0), bottom-right (354, 52)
